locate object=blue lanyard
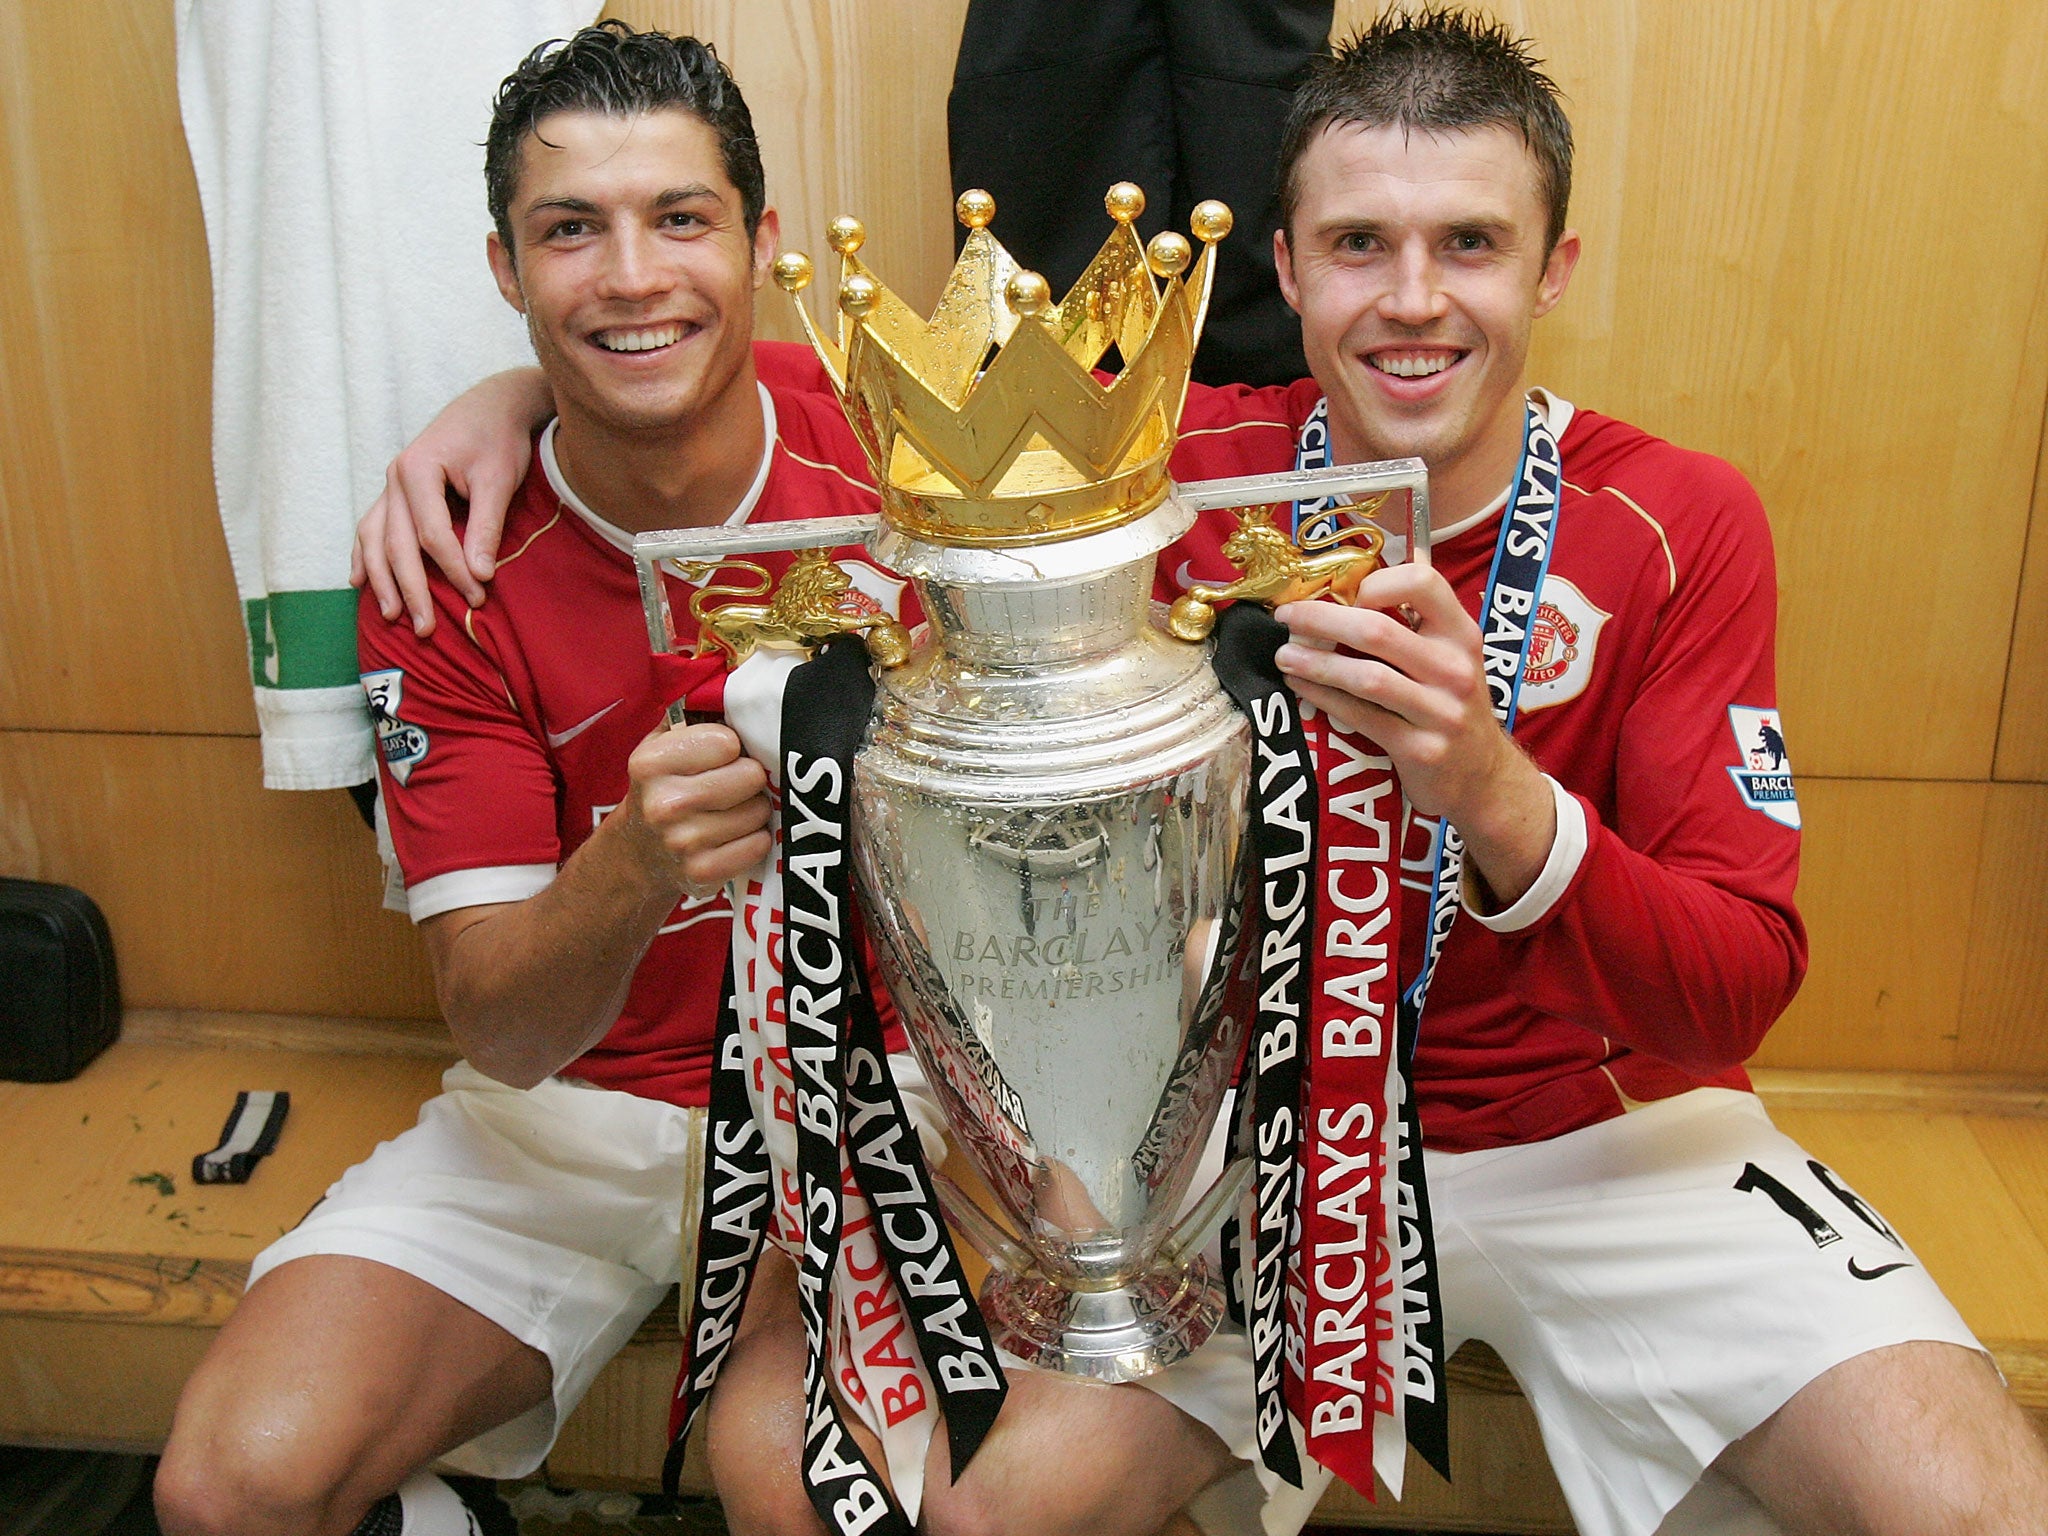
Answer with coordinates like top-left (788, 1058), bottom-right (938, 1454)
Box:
top-left (1290, 398), bottom-right (1563, 1037)
top-left (1290, 398), bottom-right (1341, 541)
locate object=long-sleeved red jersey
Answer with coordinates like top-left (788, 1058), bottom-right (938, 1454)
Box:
top-left (1165, 379), bottom-right (1806, 1151)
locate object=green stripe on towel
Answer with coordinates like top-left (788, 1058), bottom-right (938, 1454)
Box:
top-left (244, 589), bottom-right (363, 689)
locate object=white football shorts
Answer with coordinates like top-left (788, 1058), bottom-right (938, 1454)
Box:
top-left (252, 1071), bottom-right (1977, 1530)
top-left (247, 1062), bottom-right (701, 1477)
top-left (249, 1055), bottom-right (947, 1478)
top-left (1144, 1087), bottom-right (1984, 1536)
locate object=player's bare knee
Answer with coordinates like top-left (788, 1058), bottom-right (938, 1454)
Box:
top-left (702, 1384), bottom-right (818, 1535)
top-left (154, 1425), bottom-right (348, 1536)
top-left (713, 1485), bottom-right (827, 1536)
top-left (706, 1437), bottom-right (824, 1536)
top-left (701, 1429), bottom-right (801, 1535)
top-left (918, 1482), bottom-right (1007, 1536)
top-left (926, 1492), bottom-right (1116, 1536)
top-left (153, 1447), bottom-right (235, 1536)
top-left (155, 1366), bottom-right (381, 1536)
top-left (923, 1464), bottom-right (1128, 1536)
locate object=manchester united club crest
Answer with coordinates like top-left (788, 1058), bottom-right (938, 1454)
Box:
top-left (836, 558), bottom-right (909, 621)
top-left (1517, 576), bottom-right (1609, 711)
top-left (1727, 705), bottom-right (1801, 829)
top-left (1526, 603), bottom-right (1579, 685)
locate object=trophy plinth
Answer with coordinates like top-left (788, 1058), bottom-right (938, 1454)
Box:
top-left (982, 1260), bottom-right (1225, 1381)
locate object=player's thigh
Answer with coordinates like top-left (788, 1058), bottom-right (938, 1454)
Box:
top-left (920, 1364), bottom-right (1236, 1536)
top-left (1717, 1339), bottom-right (2048, 1536)
top-left (158, 1254), bottom-right (548, 1534)
top-left (1431, 1090), bottom-right (1989, 1536)
top-left (702, 1247), bottom-right (833, 1536)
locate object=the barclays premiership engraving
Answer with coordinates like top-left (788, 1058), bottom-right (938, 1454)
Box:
top-left (949, 914), bottom-right (1184, 1004)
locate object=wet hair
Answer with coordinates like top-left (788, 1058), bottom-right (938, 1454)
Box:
top-left (1277, 6), bottom-right (1573, 252)
top-left (485, 20), bottom-right (765, 252)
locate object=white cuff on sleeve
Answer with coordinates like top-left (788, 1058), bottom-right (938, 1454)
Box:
top-left (1461, 776), bottom-right (1586, 933)
top-left (406, 864), bottom-right (556, 922)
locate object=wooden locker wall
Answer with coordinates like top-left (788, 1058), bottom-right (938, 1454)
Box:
top-left (0, 4), bottom-right (439, 1020)
top-left (0, 1), bottom-right (2041, 1072)
top-left (1327, 0), bottom-right (2048, 1074)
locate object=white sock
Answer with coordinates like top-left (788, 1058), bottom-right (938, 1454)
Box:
top-left (398, 1473), bottom-right (483, 1536)
top-left (351, 1472), bottom-right (480, 1536)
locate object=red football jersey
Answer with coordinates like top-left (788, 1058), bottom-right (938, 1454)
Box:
top-left (1164, 380), bottom-right (1808, 1152)
top-left (362, 359), bottom-right (907, 1106)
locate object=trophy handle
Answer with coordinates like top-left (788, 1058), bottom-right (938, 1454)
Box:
top-left (1155, 1156), bottom-right (1255, 1270)
top-left (931, 1166), bottom-right (1038, 1277)
top-left (1165, 503), bottom-right (1388, 641)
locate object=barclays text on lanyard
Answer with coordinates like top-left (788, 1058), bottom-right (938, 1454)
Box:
top-left (1294, 394), bottom-right (1562, 1477)
top-left (1293, 393), bottom-right (1563, 1002)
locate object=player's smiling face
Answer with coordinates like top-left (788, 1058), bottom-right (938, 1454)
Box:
top-left (488, 108), bottom-right (774, 437)
top-left (1277, 122), bottom-right (1577, 497)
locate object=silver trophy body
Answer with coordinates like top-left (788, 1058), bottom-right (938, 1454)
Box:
top-left (631, 461), bottom-right (1428, 1383)
top-left (632, 500), bottom-right (1254, 1378)
top-left (854, 497), bottom-right (1252, 1380)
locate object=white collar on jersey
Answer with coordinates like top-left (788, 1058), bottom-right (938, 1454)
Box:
top-left (537, 381), bottom-right (779, 555)
top-left (1427, 387), bottom-right (1576, 546)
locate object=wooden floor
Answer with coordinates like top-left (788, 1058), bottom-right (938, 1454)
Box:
top-left (1, 1016), bottom-right (2043, 1533)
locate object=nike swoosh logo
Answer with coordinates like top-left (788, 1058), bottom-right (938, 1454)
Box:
top-left (1847, 1258), bottom-right (1911, 1281)
top-left (545, 699), bottom-right (622, 749)
top-left (1174, 560), bottom-right (1200, 591)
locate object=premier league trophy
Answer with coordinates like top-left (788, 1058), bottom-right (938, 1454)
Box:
top-left (636, 186), bottom-right (1427, 1385)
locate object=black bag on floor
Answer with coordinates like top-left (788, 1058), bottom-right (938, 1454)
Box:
top-left (0, 878), bottom-right (120, 1082)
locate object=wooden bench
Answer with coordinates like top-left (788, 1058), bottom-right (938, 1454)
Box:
top-left (3, 1011), bottom-right (2043, 1532)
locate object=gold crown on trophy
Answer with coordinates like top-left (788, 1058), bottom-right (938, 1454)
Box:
top-left (773, 183), bottom-right (1231, 547)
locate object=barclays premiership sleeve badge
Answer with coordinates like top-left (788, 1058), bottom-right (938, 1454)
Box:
top-left (361, 667), bottom-right (429, 787)
top-left (1727, 705), bottom-right (1800, 829)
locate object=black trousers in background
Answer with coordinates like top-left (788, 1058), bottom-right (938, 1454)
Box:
top-left (948, 0), bottom-right (1335, 388)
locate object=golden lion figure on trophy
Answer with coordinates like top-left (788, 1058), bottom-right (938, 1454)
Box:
top-left (1166, 496), bottom-right (1390, 641)
top-left (684, 547), bottom-right (913, 668)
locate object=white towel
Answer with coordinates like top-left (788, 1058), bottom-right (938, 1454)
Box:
top-left (177, 0), bottom-right (597, 789)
